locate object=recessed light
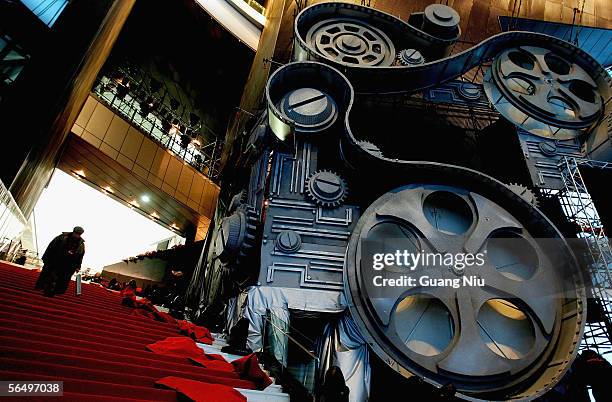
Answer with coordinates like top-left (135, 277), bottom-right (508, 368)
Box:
top-left (141, 195), bottom-right (150, 203)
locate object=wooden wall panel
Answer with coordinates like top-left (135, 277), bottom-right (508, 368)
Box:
top-left (72, 95), bottom-right (220, 223)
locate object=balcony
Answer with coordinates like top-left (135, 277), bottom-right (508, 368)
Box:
top-left (92, 65), bottom-right (221, 180)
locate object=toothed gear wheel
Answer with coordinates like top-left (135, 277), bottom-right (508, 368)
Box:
top-left (508, 183), bottom-right (539, 208)
top-left (213, 208), bottom-right (258, 263)
top-left (306, 170), bottom-right (348, 208)
top-left (395, 49), bottom-right (424, 66)
top-left (358, 140), bottom-right (384, 157)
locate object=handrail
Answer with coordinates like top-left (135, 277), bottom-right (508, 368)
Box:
top-left (0, 179), bottom-right (28, 261)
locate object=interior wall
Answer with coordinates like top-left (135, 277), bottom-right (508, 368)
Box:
top-left (72, 95), bottom-right (220, 219)
top-left (102, 258), bottom-right (168, 284)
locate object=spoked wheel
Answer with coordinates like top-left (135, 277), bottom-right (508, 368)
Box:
top-left (305, 18), bottom-right (396, 66)
top-left (345, 183), bottom-right (585, 400)
top-left (484, 46), bottom-right (603, 140)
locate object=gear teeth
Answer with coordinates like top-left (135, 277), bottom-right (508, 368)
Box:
top-left (216, 206), bottom-right (260, 269)
top-left (507, 182), bottom-right (540, 208)
top-left (306, 169), bottom-right (348, 208)
top-left (357, 140), bottom-right (384, 157)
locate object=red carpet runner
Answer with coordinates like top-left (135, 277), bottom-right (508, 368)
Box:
top-left (0, 262), bottom-right (256, 401)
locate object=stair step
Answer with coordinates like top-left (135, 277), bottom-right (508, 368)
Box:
top-left (238, 388), bottom-right (291, 402)
top-left (0, 261), bottom-right (281, 402)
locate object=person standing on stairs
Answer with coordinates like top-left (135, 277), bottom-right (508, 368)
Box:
top-left (35, 226), bottom-right (86, 297)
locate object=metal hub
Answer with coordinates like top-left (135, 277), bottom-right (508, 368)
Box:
top-left (396, 49), bottom-right (425, 66)
top-left (458, 82), bottom-right (482, 100)
top-left (275, 230), bottom-right (302, 253)
top-left (280, 87), bottom-right (338, 133)
top-left (305, 18), bottom-right (396, 66)
top-left (422, 4), bottom-right (461, 39)
top-left (338, 35), bottom-right (366, 53)
top-left (484, 46), bottom-right (603, 140)
top-left (425, 4), bottom-right (459, 26)
top-left (538, 141), bottom-right (557, 156)
top-left (345, 183), bottom-right (585, 399)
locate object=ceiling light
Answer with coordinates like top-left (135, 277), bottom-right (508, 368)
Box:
top-left (74, 170), bottom-right (85, 178)
top-left (104, 186), bottom-right (114, 193)
top-left (141, 195), bottom-right (150, 203)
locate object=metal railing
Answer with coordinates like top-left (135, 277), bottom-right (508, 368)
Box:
top-left (557, 156), bottom-right (612, 355)
top-left (0, 180), bottom-right (28, 262)
top-left (93, 66), bottom-right (222, 180)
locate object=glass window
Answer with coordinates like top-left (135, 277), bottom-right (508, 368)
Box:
top-left (21, 0), bottom-right (69, 27)
top-left (0, 35), bottom-right (29, 86)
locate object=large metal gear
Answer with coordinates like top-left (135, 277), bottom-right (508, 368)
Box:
top-left (256, 2), bottom-right (610, 399)
top-left (306, 170), bottom-right (348, 208)
top-left (213, 208), bottom-right (258, 264)
top-left (345, 183), bottom-right (585, 401)
top-left (484, 46), bottom-right (603, 140)
top-left (507, 183), bottom-right (539, 208)
top-left (305, 18), bottom-right (396, 66)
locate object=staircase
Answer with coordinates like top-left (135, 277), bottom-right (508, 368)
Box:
top-left (198, 337), bottom-right (288, 401)
top-left (0, 261), bottom-right (289, 401)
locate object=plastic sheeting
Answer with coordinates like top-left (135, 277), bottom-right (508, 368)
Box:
top-left (242, 286), bottom-right (346, 356)
top-left (240, 286), bottom-right (369, 401)
top-left (318, 314), bottom-right (371, 402)
top-left (225, 291), bottom-right (249, 334)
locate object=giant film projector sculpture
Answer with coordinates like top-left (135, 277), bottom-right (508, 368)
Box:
top-left (190, 3), bottom-right (612, 401)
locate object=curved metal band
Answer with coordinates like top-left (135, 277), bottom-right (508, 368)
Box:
top-left (294, 3), bottom-right (611, 100)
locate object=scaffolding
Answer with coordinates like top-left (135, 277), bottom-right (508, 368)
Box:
top-left (557, 156), bottom-right (612, 355)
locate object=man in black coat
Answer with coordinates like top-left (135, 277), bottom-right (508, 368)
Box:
top-left (35, 226), bottom-right (85, 296)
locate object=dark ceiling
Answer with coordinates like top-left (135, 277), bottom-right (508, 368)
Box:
top-left (105, 0), bottom-right (254, 140)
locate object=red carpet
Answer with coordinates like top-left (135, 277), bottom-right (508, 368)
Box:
top-left (156, 377), bottom-right (247, 402)
top-left (0, 262), bottom-right (256, 401)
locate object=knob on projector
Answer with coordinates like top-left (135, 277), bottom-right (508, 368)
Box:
top-left (280, 87), bottom-right (338, 133)
top-left (422, 4), bottom-right (460, 40)
top-left (396, 49), bottom-right (425, 66)
top-left (306, 170), bottom-right (348, 208)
